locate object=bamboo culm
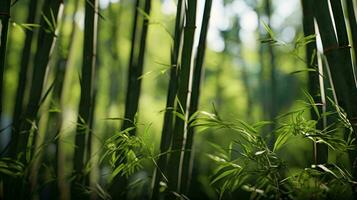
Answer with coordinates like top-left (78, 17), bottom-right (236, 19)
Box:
top-left (4, 0), bottom-right (63, 199)
top-left (151, 0), bottom-right (184, 199)
top-left (166, 0), bottom-right (197, 194)
top-left (40, 1), bottom-right (80, 199)
top-left (181, 0), bottom-right (212, 195)
top-left (71, 0), bottom-right (98, 199)
top-left (10, 0), bottom-right (38, 158)
top-left (122, 0), bottom-right (151, 135)
top-left (312, 0), bottom-right (357, 192)
top-left (0, 0), bottom-right (11, 129)
top-left (110, 0), bottom-right (151, 199)
top-left (301, 0), bottom-right (328, 165)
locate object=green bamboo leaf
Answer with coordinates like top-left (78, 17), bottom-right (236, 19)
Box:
top-left (302, 89), bottom-right (320, 118)
top-left (252, 121), bottom-right (272, 129)
top-left (273, 131), bottom-right (290, 151)
top-left (261, 20), bottom-right (275, 38)
top-left (85, 0), bottom-right (105, 20)
top-left (289, 68), bottom-right (317, 75)
top-left (95, 183), bottom-right (111, 200)
top-left (236, 119), bottom-right (258, 134)
top-left (175, 95), bottom-right (185, 115)
top-left (295, 34), bottom-right (316, 47)
top-left (38, 79), bottom-right (56, 108)
top-left (316, 164), bottom-right (338, 178)
top-left (172, 111), bottom-right (186, 122)
top-left (103, 117), bottom-right (133, 124)
top-left (211, 168), bottom-right (239, 185)
top-left (260, 38), bottom-right (277, 44)
top-left (137, 7), bottom-right (151, 20)
top-left (254, 150), bottom-right (266, 156)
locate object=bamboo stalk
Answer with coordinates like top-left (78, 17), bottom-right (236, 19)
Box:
top-left (108, 1), bottom-right (123, 105)
top-left (10, 0), bottom-right (39, 158)
top-left (16, 0), bottom-right (63, 162)
top-left (120, 0), bottom-right (140, 137)
top-left (330, 0), bottom-right (350, 46)
top-left (345, 0), bottom-right (357, 66)
top-left (110, 0), bottom-right (151, 198)
top-left (301, 0), bottom-right (328, 165)
top-left (313, 0), bottom-right (357, 190)
top-left (71, 0), bottom-right (98, 199)
top-left (121, 0), bottom-right (151, 135)
top-left (108, 0), bottom-right (141, 198)
top-left (265, 0), bottom-right (277, 133)
top-left (39, 1), bottom-right (80, 199)
top-left (181, 0), bottom-right (212, 195)
top-left (166, 0), bottom-right (197, 194)
top-left (1, 2), bottom-right (13, 199)
top-left (152, 0), bottom-right (184, 199)
top-left (256, 6), bottom-right (268, 123)
top-left (4, 1), bottom-right (63, 199)
top-left (329, 0), bottom-right (357, 193)
top-left (0, 0), bottom-right (11, 128)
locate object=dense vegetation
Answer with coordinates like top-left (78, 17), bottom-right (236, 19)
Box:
top-left (0, 0), bottom-right (357, 199)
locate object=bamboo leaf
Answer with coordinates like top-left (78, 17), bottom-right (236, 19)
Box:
top-left (254, 150), bottom-right (266, 156)
top-left (289, 68), bottom-right (317, 75)
top-left (211, 168), bottom-right (238, 185)
top-left (261, 20), bottom-right (275, 38)
top-left (302, 89), bottom-right (320, 118)
top-left (316, 164), bottom-right (338, 178)
top-left (273, 131), bottom-right (290, 151)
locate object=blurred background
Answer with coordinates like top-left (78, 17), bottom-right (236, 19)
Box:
top-left (1, 0), bottom-right (349, 199)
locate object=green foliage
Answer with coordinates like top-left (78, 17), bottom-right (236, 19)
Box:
top-left (41, 9), bottom-right (58, 35)
top-left (290, 164), bottom-right (355, 200)
top-left (102, 125), bottom-right (154, 182)
top-left (3, 0), bottom-right (357, 199)
top-left (191, 96), bottom-right (356, 199)
top-left (0, 157), bottom-right (24, 177)
top-left (10, 22), bottom-right (40, 32)
top-left (198, 115), bottom-right (287, 199)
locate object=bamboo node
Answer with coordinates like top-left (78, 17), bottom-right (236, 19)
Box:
top-left (323, 44), bottom-right (351, 54)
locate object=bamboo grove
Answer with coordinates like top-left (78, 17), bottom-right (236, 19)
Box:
top-left (0, 0), bottom-right (357, 199)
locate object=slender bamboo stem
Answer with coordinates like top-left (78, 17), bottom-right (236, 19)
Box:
top-left (109, 0), bottom-right (141, 198)
top-left (0, 0), bottom-right (11, 127)
top-left (265, 0), bottom-right (277, 133)
top-left (345, 0), bottom-right (357, 66)
top-left (10, 0), bottom-right (38, 158)
top-left (4, 1), bottom-right (63, 199)
top-left (0, 1), bottom-right (12, 200)
top-left (110, 0), bottom-right (151, 198)
top-left (11, 0), bottom-right (38, 146)
top-left (108, 1), bottom-right (123, 105)
top-left (152, 0), bottom-right (184, 199)
top-left (166, 0), bottom-right (197, 194)
top-left (256, 6), bottom-right (268, 122)
top-left (39, 1), bottom-right (79, 199)
top-left (181, 0), bottom-right (212, 195)
top-left (301, 0), bottom-right (328, 165)
top-left (330, 0), bottom-right (350, 46)
top-left (17, 0), bottom-right (63, 162)
top-left (71, 0), bottom-right (98, 199)
top-left (121, 0), bottom-right (151, 135)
